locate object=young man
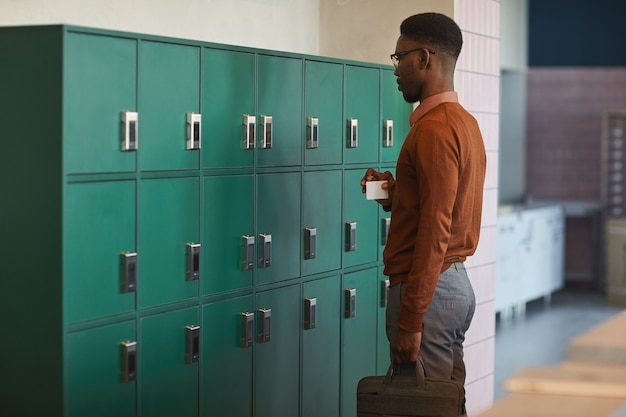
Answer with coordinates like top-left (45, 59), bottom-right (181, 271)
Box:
top-left (361, 12), bottom-right (486, 412)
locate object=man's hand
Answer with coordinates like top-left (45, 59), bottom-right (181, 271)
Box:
top-left (360, 168), bottom-right (395, 207)
top-left (390, 329), bottom-right (422, 364)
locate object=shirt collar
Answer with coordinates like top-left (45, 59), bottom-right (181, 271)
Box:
top-left (409, 91), bottom-right (459, 126)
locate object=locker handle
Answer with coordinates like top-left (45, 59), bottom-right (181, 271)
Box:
top-left (242, 235), bottom-right (255, 271)
top-left (304, 297), bottom-right (317, 330)
top-left (242, 114), bottom-right (256, 150)
top-left (186, 243), bottom-right (200, 281)
top-left (259, 233), bottom-right (272, 268)
top-left (304, 227), bottom-right (317, 260)
top-left (345, 222), bottom-right (357, 252)
top-left (258, 308), bottom-right (271, 343)
top-left (120, 252), bottom-right (137, 293)
top-left (381, 279), bottom-right (390, 308)
top-left (186, 112), bottom-right (202, 150)
top-left (260, 115), bottom-right (272, 149)
top-left (383, 119), bottom-right (394, 148)
top-left (186, 325), bottom-right (200, 364)
top-left (120, 341), bottom-right (137, 383)
top-left (382, 217), bottom-right (391, 246)
top-left (121, 111), bottom-right (138, 151)
top-left (307, 116), bottom-right (319, 149)
top-left (347, 118), bottom-right (358, 148)
top-left (241, 312), bottom-right (254, 348)
top-left (345, 288), bottom-right (356, 318)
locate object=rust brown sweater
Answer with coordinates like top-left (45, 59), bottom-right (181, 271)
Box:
top-left (383, 92), bottom-right (486, 333)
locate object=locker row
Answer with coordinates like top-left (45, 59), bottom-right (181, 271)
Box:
top-left (65, 169), bottom-right (393, 325)
top-left (64, 31), bottom-right (410, 175)
top-left (66, 269), bottom-right (390, 417)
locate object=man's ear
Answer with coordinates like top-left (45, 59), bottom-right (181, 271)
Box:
top-left (417, 49), bottom-right (431, 70)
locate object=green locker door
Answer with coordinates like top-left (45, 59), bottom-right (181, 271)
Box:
top-left (381, 69), bottom-right (410, 163)
top-left (138, 41), bottom-right (200, 171)
top-left (304, 60), bottom-right (343, 166)
top-left (201, 48), bottom-right (255, 169)
top-left (257, 55), bottom-right (303, 167)
top-left (138, 177), bottom-right (199, 308)
top-left (302, 170), bottom-right (342, 276)
top-left (64, 32), bottom-right (137, 174)
top-left (64, 180), bottom-right (136, 324)
top-left (255, 283), bottom-right (300, 417)
top-left (66, 320), bottom-right (136, 417)
top-left (140, 307), bottom-right (199, 417)
top-left (202, 175), bottom-right (254, 295)
top-left (302, 275), bottom-right (341, 417)
top-left (343, 169), bottom-right (379, 267)
top-left (344, 65), bottom-right (380, 164)
top-left (201, 295), bottom-right (254, 417)
top-left (342, 268), bottom-right (378, 417)
top-left (257, 172), bottom-right (301, 285)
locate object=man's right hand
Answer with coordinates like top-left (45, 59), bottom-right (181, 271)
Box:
top-left (360, 168), bottom-right (395, 208)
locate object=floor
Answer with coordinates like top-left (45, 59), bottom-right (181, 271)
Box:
top-left (493, 289), bottom-right (624, 400)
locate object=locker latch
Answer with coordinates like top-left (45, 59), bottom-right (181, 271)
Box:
top-left (260, 115), bottom-right (272, 149)
top-left (345, 288), bottom-right (356, 318)
top-left (185, 325), bottom-right (200, 364)
top-left (120, 341), bottom-right (137, 383)
top-left (345, 222), bottom-right (357, 252)
top-left (242, 114), bottom-right (256, 150)
top-left (186, 243), bottom-right (200, 281)
top-left (186, 112), bottom-right (202, 150)
top-left (304, 227), bottom-right (317, 260)
top-left (347, 118), bottom-right (358, 148)
top-left (242, 235), bottom-right (255, 271)
top-left (258, 308), bottom-right (271, 343)
top-left (241, 312), bottom-right (255, 348)
top-left (121, 111), bottom-right (139, 152)
top-left (307, 116), bottom-right (319, 149)
top-left (120, 252), bottom-right (137, 293)
top-left (383, 119), bottom-right (394, 148)
top-left (259, 233), bottom-right (272, 268)
top-left (304, 297), bottom-right (317, 330)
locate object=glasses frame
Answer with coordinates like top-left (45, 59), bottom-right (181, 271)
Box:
top-left (390, 47), bottom-right (436, 69)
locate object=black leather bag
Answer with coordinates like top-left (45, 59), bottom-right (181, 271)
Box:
top-left (357, 362), bottom-right (464, 417)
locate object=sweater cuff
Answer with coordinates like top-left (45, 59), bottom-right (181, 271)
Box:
top-left (398, 308), bottom-right (425, 333)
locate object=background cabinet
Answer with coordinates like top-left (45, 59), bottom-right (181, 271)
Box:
top-left (0, 25), bottom-right (411, 417)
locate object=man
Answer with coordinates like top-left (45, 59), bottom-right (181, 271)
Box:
top-left (361, 12), bottom-right (486, 412)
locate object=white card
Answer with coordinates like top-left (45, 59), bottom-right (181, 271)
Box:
top-left (365, 180), bottom-right (389, 200)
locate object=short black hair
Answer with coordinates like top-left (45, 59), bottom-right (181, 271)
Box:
top-left (400, 12), bottom-right (463, 59)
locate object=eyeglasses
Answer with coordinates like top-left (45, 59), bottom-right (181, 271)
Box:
top-left (390, 48), bottom-right (436, 69)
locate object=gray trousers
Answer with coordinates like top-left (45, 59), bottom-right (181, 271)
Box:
top-left (385, 262), bottom-right (476, 385)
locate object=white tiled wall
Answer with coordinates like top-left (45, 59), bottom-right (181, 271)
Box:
top-left (454, 0), bottom-right (500, 415)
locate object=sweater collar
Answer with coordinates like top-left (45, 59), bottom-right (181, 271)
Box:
top-left (409, 91), bottom-right (459, 126)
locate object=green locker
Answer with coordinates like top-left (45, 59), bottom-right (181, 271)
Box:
top-left (304, 60), bottom-right (344, 166)
top-left (138, 177), bottom-right (200, 308)
top-left (257, 55), bottom-right (303, 167)
top-left (140, 307), bottom-right (200, 417)
top-left (381, 69), bottom-right (410, 163)
top-left (257, 172), bottom-right (302, 285)
top-left (342, 267), bottom-right (379, 417)
top-left (344, 65), bottom-right (380, 164)
top-left (255, 284), bottom-right (301, 417)
top-left (201, 295), bottom-right (254, 417)
top-left (343, 169), bottom-right (379, 267)
top-left (138, 41), bottom-right (201, 171)
top-left (302, 275), bottom-right (341, 417)
top-left (202, 175), bottom-right (254, 295)
top-left (64, 180), bottom-right (136, 324)
top-left (65, 321), bottom-right (136, 417)
top-left (64, 32), bottom-right (137, 175)
top-left (201, 48), bottom-right (255, 169)
top-left (302, 170), bottom-right (342, 276)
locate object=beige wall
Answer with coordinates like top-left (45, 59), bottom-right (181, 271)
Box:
top-left (319, 0), bottom-right (454, 65)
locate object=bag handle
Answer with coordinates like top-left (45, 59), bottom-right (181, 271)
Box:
top-left (384, 359), bottom-right (427, 387)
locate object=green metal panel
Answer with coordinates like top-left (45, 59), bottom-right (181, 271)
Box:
top-left (140, 307), bottom-right (199, 417)
top-left (302, 275), bottom-right (341, 417)
top-left (138, 177), bottom-right (199, 308)
top-left (342, 268), bottom-right (378, 417)
top-left (343, 169), bottom-right (379, 267)
top-left (138, 41), bottom-right (200, 171)
top-left (255, 284), bottom-right (300, 417)
top-left (257, 55), bottom-right (303, 167)
top-left (257, 172), bottom-right (301, 285)
top-left (64, 32), bottom-right (137, 174)
top-left (201, 48), bottom-right (255, 168)
top-left (64, 180), bottom-right (136, 324)
top-left (202, 175), bottom-right (254, 295)
top-left (304, 60), bottom-right (344, 166)
top-left (302, 170), bottom-right (342, 276)
top-left (381, 69), bottom-right (411, 162)
top-left (344, 65), bottom-right (380, 164)
top-left (201, 295), bottom-right (253, 417)
top-left (66, 320), bottom-right (136, 417)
